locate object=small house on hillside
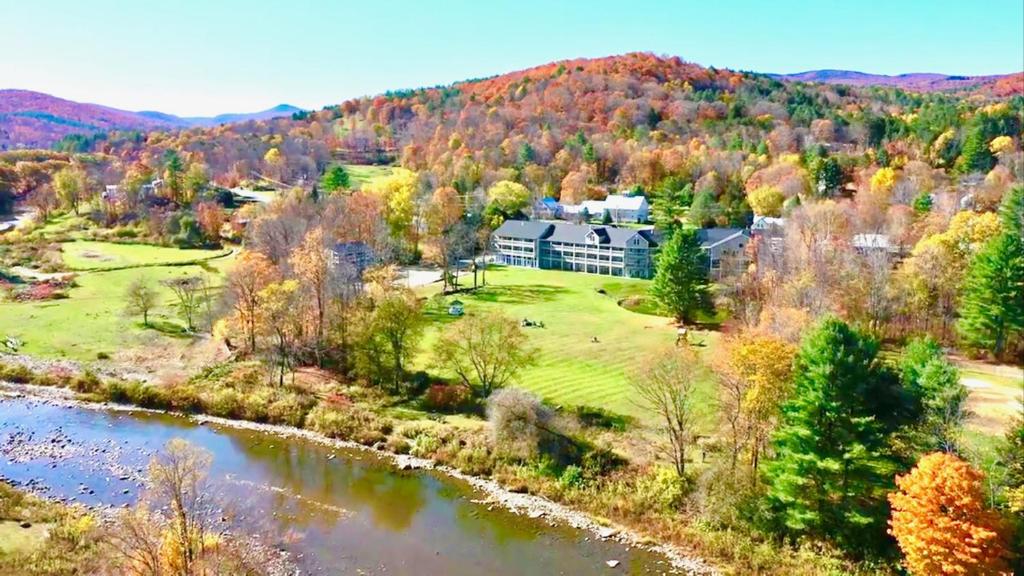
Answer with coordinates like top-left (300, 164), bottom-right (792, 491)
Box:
top-left (697, 228), bottom-right (751, 279)
top-left (328, 242), bottom-right (376, 276)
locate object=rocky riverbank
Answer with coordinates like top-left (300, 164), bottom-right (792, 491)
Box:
top-left (1, 382), bottom-right (716, 575)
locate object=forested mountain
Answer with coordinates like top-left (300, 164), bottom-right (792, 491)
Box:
top-left (66, 53), bottom-right (1019, 212)
top-left (771, 70), bottom-right (1024, 95)
top-left (0, 90), bottom-right (301, 149)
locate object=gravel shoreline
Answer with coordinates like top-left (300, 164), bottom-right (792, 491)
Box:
top-left (1, 382), bottom-right (717, 575)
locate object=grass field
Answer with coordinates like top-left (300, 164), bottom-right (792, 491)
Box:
top-left (960, 361), bottom-right (1023, 435)
top-left (0, 241), bottom-right (234, 360)
top-left (344, 164), bottom-right (394, 189)
top-left (417, 266), bottom-right (719, 423)
top-left (62, 241), bottom-right (230, 270)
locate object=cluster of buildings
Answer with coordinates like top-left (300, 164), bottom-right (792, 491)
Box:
top-left (535, 194), bottom-right (650, 224)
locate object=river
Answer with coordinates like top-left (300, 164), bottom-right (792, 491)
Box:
top-left (0, 392), bottom-right (679, 575)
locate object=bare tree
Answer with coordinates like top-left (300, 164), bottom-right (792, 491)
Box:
top-left (162, 276), bottom-right (203, 332)
top-left (631, 349), bottom-right (702, 477)
top-left (149, 439), bottom-right (214, 572)
top-left (125, 276), bottom-right (159, 327)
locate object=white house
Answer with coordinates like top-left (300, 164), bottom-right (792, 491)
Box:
top-left (562, 194), bottom-right (649, 223)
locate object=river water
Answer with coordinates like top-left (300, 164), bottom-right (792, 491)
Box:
top-left (0, 393), bottom-right (675, 575)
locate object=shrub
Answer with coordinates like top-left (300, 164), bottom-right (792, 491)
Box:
top-left (205, 388), bottom-right (243, 419)
top-left (306, 404), bottom-right (390, 445)
top-left (633, 466), bottom-right (690, 513)
top-left (266, 393), bottom-right (314, 428)
top-left (559, 465), bottom-right (585, 490)
top-left (95, 352), bottom-right (110, 360)
top-left (449, 434), bottom-right (494, 475)
top-left (385, 436), bottom-right (411, 454)
top-left (70, 371), bottom-right (103, 394)
top-left (423, 383), bottom-right (472, 413)
top-left (0, 362), bottom-right (35, 384)
top-left (102, 380), bottom-right (168, 409)
top-left (164, 385), bottom-right (204, 413)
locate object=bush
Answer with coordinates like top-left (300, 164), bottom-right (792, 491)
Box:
top-left (102, 380), bottom-right (168, 409)
top-left (632, 466), bottom-right (690, 513)
top-left (95, 352), bottom-right (110, 360)
top-left (306, 404), bottom-right (390, 445)
top-left (423, 383), bottom-right (472, 413)
top-left (206, 388), bottom-right (243, 419)
top-left (266, 393), bottom-right (315, 428)
top-left (70, 371), bottom-right (103, 394)
top-left (164, 385), bottom-right (204, 413)
top-left (0, 362), bottom-right (35, 384)
top-left (559, 464), bottom-right (585, 490)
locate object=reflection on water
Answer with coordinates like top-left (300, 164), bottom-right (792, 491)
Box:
top-left (0, 395), bottom-right (673, 575)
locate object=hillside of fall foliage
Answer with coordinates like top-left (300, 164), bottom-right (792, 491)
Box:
top-left (3, 52), bottom-right (1021, 231)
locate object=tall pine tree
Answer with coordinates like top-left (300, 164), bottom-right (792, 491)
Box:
top-left (763, 317), bottom-right (905, 552)
top-left (958, 186), bottom-right (1024, 359)
top-left (650, 227), bottom-right (712, 324)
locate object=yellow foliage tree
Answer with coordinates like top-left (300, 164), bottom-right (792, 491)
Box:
top-left (747, 185), bottom-right (786, 217)
top-left (989, 135), bottom-right (1014, 155)
top-left (364, 167), bottom-right (418, 245)
top-left (870, 166), bottom-right (897, 194)
top-left (889, 452), bottom-right (1010, 576)
top-left (714, 333), bottom-right (796, 470)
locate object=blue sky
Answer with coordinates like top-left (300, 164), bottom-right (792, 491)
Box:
top-left (2, 0), bottom-right (1022, 116)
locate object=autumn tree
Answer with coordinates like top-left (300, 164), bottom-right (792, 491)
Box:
top-left (146, 439), bottom-right (215, 575)
top-left (355, 269), bottom-right (424, 394)
top-left (651, 227), bottom-right (712, 324)
top-left (52, 164), bottom-right (86, 214)
top-left (714, 333), bottom-right (796, 471)
top-left (125, 276), bottom-right (159, 327)
top-left (364, 167), bottom-right (418, 247)
top-left (183, 162), bottom-right (208, 204)
top-left (763, 317), bottom-right (905, 552)
top-left (748, 185), bottom-right (785, 217)
top-left (290, 226), bottom-right (332, 365)
top-left (630, 348), bottom-right (703, 477)
top-left (483, 180), bottom-right (530, 228)
top-left (889, 452), bottom-right (1010, 576)
top-left (434, 311), bottom-right (536, 397)
top-left (194, 201), bottom-right (225, 243)
top-left (256, 280), bottom-right (301, 386)
top-left (225, 251), bottom-right (278, 353)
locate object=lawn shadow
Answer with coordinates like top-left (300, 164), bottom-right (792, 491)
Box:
top-left (144, 319), bottom-right (192, 338)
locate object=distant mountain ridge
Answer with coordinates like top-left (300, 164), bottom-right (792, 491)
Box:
top-left (770, 69), bottom-right (1023, 95)
top-left (0, 89), bottom-right (301, 149)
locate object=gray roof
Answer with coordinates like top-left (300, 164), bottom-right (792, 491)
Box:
top-left (696, 228), bottom-right (749, 249)
top-left (493, 220), bottom-right (554, 240)
top-left (495, 220), bottom-right (657, 249)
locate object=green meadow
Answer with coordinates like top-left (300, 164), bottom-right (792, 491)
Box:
top-left (418, 265), bottom-right (719, 423)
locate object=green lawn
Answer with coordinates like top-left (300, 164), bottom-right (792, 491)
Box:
top-left (344, 164), bottom-right (394, 189)
top-left (62, 241), bottom-right (230, 271)
top-left (0, 242), bottom-right (234, 360)
top-left (417, 266), bottom-right (719, 423)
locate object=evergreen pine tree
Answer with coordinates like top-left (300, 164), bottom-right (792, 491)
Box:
top-left (650, 227), bottom-right (712, 324)
top-left (763, 317), bottom-right (904, 552)
top-left (958, 186), bottom-right (1024, 359)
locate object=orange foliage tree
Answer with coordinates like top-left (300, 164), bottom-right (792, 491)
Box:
top-left (888, 452), bottom-right (1011, 576)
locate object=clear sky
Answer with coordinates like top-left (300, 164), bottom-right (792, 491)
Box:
top-left (2, 0), bottom-right (1022, 116)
